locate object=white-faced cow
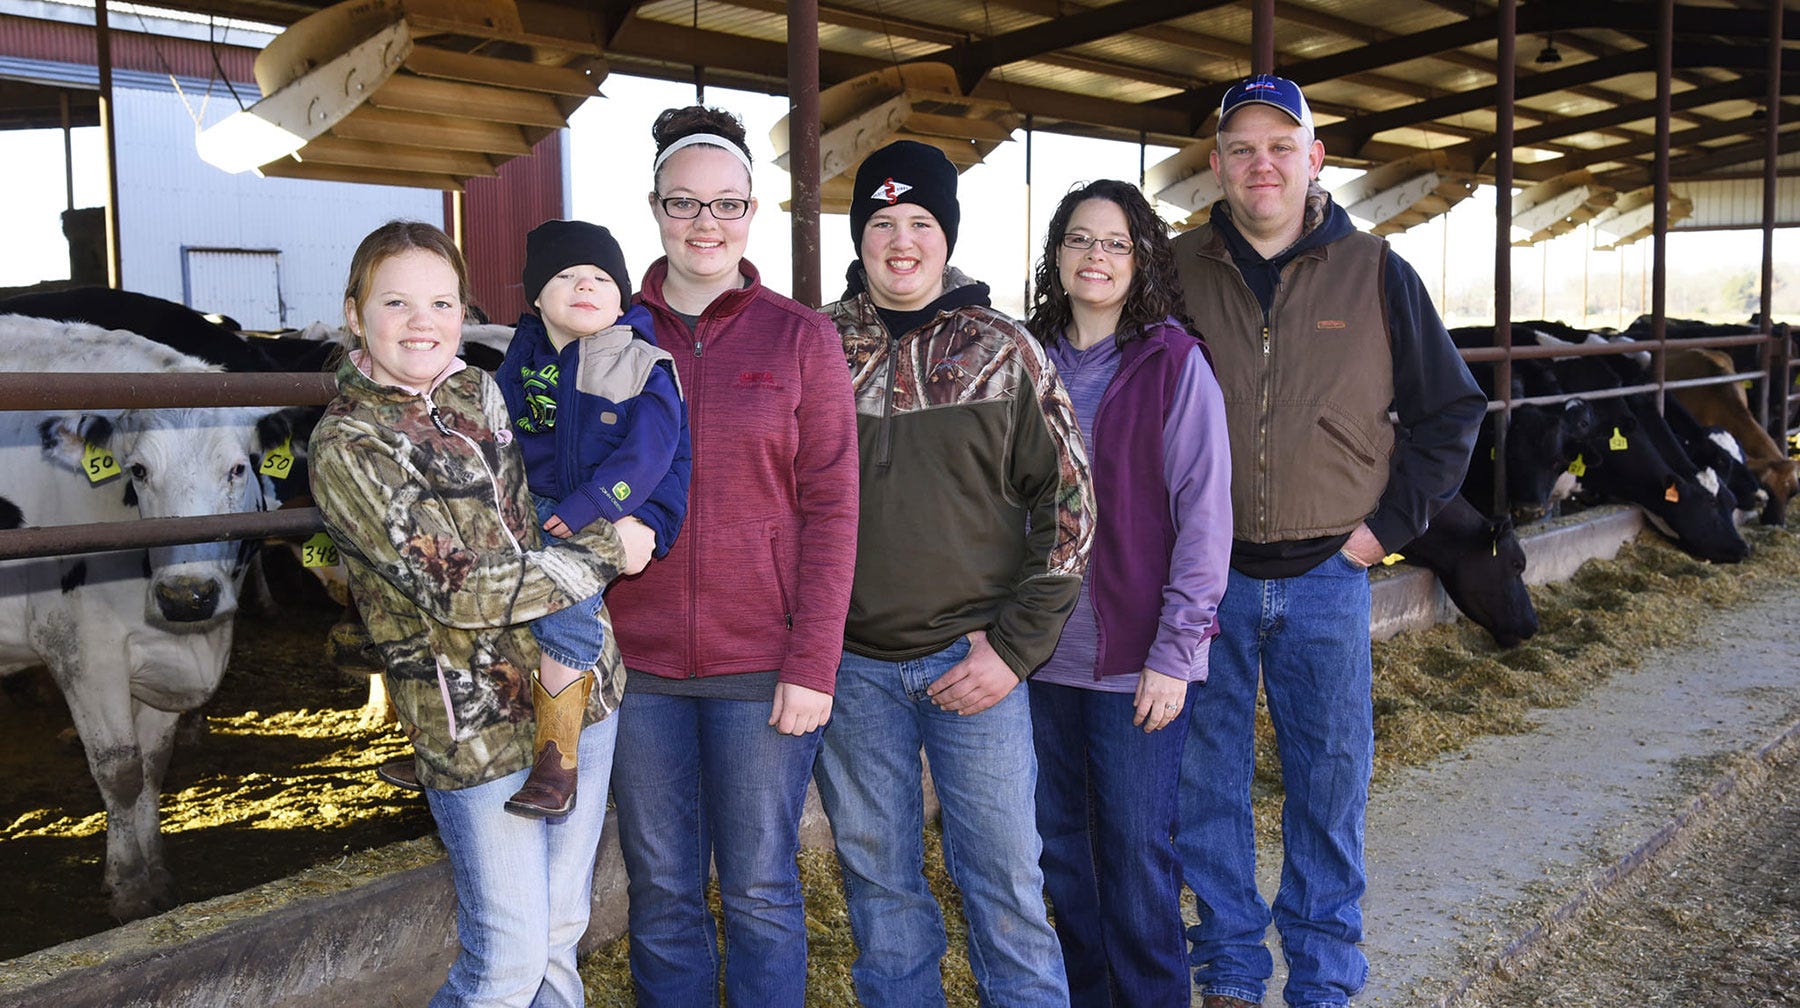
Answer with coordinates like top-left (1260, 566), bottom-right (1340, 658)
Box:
top-left (0, 315), bottom-right (287, 921)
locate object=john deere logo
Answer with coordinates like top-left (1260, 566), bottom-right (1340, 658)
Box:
top-left (610, 481), bottom-right (631, 502)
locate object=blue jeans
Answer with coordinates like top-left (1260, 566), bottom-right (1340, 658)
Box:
top-left (530, 495), bottom-right (606, 669)
top-left (609, 691), bottom-right (822, 1007)
top-left (1177, 554), bottom-right (1374, 1008)
top-left (425, 716), bottom-right (620, 1008)
top-left (815, 638), bottom-right (1069, 1008)
top-left (1030, 680), bottom-right (1199, 1008)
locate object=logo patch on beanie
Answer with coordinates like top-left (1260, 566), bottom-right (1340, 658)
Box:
top-left (871, 178), bottom-right (913, 204)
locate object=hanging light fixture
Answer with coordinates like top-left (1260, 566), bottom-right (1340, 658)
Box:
top-left (1535, 34), bottom-right (1563, 65)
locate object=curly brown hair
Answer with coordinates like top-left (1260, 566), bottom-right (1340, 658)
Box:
top-left (650, 105), bottom-right (753, 191)
top-left (1025, 179), bottom-right (1193, 348)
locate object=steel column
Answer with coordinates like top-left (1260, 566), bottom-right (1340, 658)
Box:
top-left (95, 0), bottom-right (122, 288)
top-left (1023, 114), bottom-right (1034, 311)
top-left (1650, 0), bottom-right (1672, 413)
top-left (787, 0), bottom-right (822, 308)
top-left (1252, 0), bottom-right (1275, 73)
top-left (60, 92), bottom-right (74, 211)
top-left (1760, 0), bottom-right (1785, 436)
top-left (1491, 0), bottom-right (1517, 517)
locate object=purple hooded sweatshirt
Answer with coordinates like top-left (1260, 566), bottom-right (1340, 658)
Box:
top-left (1034, 317), bottom-right (1232, 691)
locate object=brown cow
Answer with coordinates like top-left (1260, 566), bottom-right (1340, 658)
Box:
top-left (1668, 349), bottom-right (1798, 525)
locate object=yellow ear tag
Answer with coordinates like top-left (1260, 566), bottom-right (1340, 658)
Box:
top-left (258, 436), bottom-right (296, 478)
top-left (301, 532), bottom-right (340, 568)
top-left (1567, 454), bottom-right (1587, 477)
top-left (1488, 447), bottom-right (1495, 460)
top-left (1608, 427), bottom-right (1628, 451)
top-left (1741, 379), bottom-right (1754, 390)
top-left (1664, 483), bottom-right (1680, 503)
top-left (81, 441), bottom-right (121, 484)
top-left (1380, 553), bottom-right (1404, 566)
top-left (1491, 540), bottom-right (1498, 557)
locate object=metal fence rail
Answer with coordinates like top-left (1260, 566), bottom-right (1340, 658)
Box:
top-left (0, 370), bottom-right (336, 562)
top-left (1, 322), bottom-right (1795, 565)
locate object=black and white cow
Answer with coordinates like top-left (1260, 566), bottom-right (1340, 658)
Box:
top-left (0, 315), bottom-right (289, 921)
top-left (1523, 324), bottom-right (1749, 563)
top-left (1401, 494), bottom-right (1538, 647)
top-left (1452, 328), bottom-right (1601, 523)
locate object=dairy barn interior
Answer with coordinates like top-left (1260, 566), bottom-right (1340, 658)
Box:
top-left (0, 2), bottom-right (1796, 1006)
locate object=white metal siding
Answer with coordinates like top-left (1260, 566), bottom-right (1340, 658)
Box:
top-left (183, 247), bottom-right (282, 327)
top-left (1674, 177), bottom-right (1800, 230)
top-left (111, 86), bottom-right (441, 327)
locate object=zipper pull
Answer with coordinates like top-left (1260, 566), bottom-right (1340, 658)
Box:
top-left (693, 337), bottom-right (703, 357)
top-left (1262, 324), bottom-right (1271, 357)
top-left (426, 401), bottom-right (451, 436)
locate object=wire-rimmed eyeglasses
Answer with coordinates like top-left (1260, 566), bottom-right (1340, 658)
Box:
top-left (1060, 232), bottom-right (1134, 255)
top-left (656, 196), bottom-right (751, 220)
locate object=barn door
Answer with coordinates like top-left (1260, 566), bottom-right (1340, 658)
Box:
top-left (182, 247), bottom-right (285, 329)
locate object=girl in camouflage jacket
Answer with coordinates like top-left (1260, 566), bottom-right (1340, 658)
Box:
top-left (309, 221), bottom-right (652, 1006)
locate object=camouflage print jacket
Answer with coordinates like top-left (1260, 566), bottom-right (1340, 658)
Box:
top-left (825, 266), bottom-right (1096, 679)
top-left (310, 353), bottom-right (627, 790)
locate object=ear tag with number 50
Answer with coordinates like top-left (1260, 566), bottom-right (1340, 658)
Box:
top-left (301, 532), bottom-right (340, 568)
top-left (82, 441), bottom-right (121, 484)
top-left (259, 436), bottom-right (296, 478)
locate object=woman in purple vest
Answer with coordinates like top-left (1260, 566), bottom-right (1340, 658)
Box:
top-left (1023, 179), bottom-right (1232, 1007)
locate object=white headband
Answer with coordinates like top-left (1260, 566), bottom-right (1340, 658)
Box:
top-left (653, 133), bottom-right (753, 177)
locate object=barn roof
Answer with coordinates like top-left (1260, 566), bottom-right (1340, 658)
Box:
top-left (128, 0), bottom-right (1794, 181)
top-left (6, 1), bottom-right (1795, 235)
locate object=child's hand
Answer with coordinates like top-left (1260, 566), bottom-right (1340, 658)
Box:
top-left (542, 515), bottom-right (572, 538)
top-left (614, 518), bottom-right (655, 576)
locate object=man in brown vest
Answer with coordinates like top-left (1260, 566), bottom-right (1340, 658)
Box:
top-left (1171, 75), bottom-right (1485, 1008)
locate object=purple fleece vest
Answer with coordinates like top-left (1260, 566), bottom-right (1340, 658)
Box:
top-left (1089, 322), bottom-right (1207, 679)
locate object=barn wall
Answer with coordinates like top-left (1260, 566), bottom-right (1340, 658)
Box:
top-left (459, 131), bottom-right (566, 324)
top-left (1675, 175), bottom-right (1800, 230)
top-left (111, 86), bottom-right (443, 327)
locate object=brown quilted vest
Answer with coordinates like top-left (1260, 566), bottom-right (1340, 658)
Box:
top-left (1176, 223), bottom-right (1394, 543)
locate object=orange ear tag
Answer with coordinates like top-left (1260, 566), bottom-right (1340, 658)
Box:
top-left (1663, 483), bottom-right (1680, 503)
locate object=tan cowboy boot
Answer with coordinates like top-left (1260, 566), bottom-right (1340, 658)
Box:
top-left (504, 672), bottom-right (592, 818)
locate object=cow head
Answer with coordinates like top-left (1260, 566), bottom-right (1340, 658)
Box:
top-left (1408, 498), bottom-right (1539, 648)
top-left (40, 405), bottom-right (284, 627)
top-left (1572, 405), bottom-right (1750, 563)
top-left (1502, 399), bottom-right (1599, 523)
top-left (1751, 456), bottom-right (1798, 526)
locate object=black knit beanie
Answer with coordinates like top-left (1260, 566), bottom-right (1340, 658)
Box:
top-left (523, 220), bottom-right (632, 307)
top-left (849, 140), bottom-right (961, 256)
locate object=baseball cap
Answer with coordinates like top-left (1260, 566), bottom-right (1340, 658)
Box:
top-left (1218, 74), bottom-right (1314, 131)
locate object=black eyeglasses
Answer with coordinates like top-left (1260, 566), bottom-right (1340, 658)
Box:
top-left (656, 196), bottom-right (750, 220)
top-left (1061, 233), bottom-right (1134, 255)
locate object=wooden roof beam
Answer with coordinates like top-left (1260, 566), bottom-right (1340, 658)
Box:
top-left (1597, 126), bottom-right (1800, 188)
top-left (939, 0), bottom-right (1233, 93)
top-left (1517, 98), bottom-right (1800, 176)
top-left (1320, 45), bottom-right (1789, 158)
top-left (1450, 77), bottom-right (1763, 165)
